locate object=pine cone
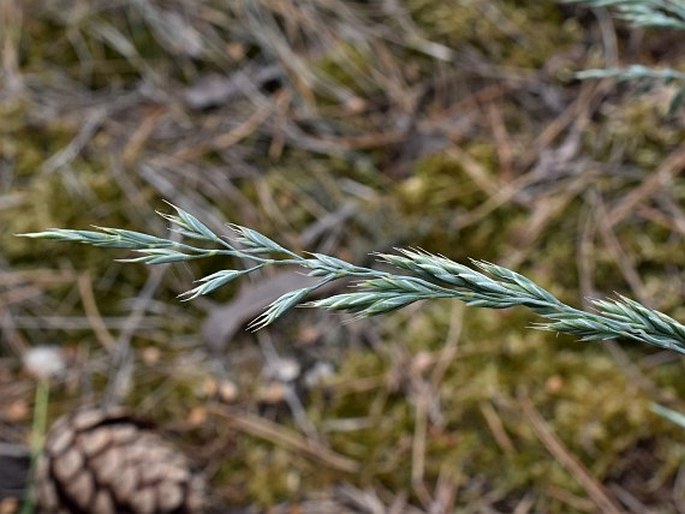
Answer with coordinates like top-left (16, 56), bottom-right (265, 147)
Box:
top-left (35, 407), bottom-right (205, 514)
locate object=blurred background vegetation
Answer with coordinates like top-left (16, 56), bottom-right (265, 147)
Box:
top-left (2, 0), bottom-right (685, 512)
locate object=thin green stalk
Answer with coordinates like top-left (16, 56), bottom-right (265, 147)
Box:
top-left (21, 379), bottom-right (50, 514)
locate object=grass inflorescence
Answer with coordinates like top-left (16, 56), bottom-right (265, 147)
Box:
top-left (21, 204), bottom-right (685, 355)
top-left (563, 0), bottom-right (685, 30)
top-left (565, 0), bottom-right (685, 114)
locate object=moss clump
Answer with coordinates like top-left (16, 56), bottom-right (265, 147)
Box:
top-left (408, 1), bottom-right (580, 68)
top-left (304, 301), bottom-right (680, 511)
top-left (590, 88), bottom-right (685, 168)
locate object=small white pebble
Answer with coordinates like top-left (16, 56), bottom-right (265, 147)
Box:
top-left (262, 357), bottom-right (301, 383)
top-left (218, 380), bottom-right (239, 404)
top-left (304, 361), bottom-right (335, 389)
top-left (23, 346), bottom-right (66, 380)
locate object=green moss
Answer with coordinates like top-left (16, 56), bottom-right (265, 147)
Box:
top-left (589, 92), bottom-right (685, 168)
top-left (284, 296), bottom-right (681, 510)
top-left (312, 41), bottom-right (380, 100)
top-left (6, 1), bottom-right (685, 511)
top-left (408, 1), bottom-right (580, 69)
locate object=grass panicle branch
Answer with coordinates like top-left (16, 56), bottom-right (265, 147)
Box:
top-left (563, 0), bottom-right (685, 30)
top-left (19, 205), bottom-right (685, 354)
top-left (564, 1), bottom-right (685, 115)
top-left (575, 65), bottom-right (685, 84)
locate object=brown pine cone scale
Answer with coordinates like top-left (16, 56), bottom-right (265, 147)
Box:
top-left (35, 407), bottom-right (205, 514)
